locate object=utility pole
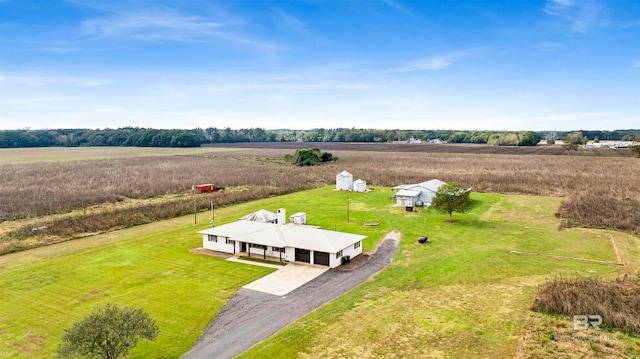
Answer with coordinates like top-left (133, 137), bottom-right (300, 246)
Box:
top-left (346, 194), bottom-right (350, 224)
top-left (192, 183), bottom-right (196, 224)
top-left (210, 201), bottom-right (214, 228)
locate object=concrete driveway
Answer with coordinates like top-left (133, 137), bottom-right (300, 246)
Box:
top-left (181, 234), bottom-right (400, 359)
top-left (242, 263), bottom-right (328, 296)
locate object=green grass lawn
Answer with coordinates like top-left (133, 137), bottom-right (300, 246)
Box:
top-left (1, 186), bottom-right (638, 358)
top-left (0, 146), bottom-right (241, 164)
top-left (0, 211), bottom-right (274, 358)
top-left (237, 188), bottom-right (639, 358)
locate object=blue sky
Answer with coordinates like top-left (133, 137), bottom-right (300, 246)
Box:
top-left (0, 0), bottom-right (638, 131)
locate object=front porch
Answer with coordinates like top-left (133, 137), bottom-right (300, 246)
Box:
top-left (233, 251), bottom-right (287, 265)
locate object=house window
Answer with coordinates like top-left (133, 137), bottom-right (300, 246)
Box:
top-left (272, 247), bottom-right (285, 252)
top-left (226, 239), bottom-right (235, 245)
top-left (354, 241), bottom-right (361, 249)
top-left (208, 235), bottom-right (217, 242)
top-left (336, 250), bottom-right (343, 259)
top-left (250, 243), bottom-right (267, 250)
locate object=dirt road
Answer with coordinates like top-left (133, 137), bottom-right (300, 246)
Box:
top-left (181, 232), bottom-right (400, 359)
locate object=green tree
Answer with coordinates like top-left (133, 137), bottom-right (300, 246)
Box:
top-left (545, 132), bottom-right (557, 145)
top-left (518, 131), bottom-right (541, 146)
top-left (58, 303), bottom-right (159, 359)
top-left (593, 135), bottom-right (599, 143)
top-left (295, 148), bottom-right (321, 166)
top-left (629, 135), bottom-right (640, 158)
top-left (288, 148), bottom-right (336, 166)
top-left (561, 131), bottom-right (584, 155)
top-left (431, 182), bottom-right (472, 222)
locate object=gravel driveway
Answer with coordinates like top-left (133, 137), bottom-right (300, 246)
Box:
top-left (181, 232), bottom-right (400, 359)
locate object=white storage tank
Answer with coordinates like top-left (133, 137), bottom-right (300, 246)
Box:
top-left (353, 179), bottom-right (366, 192)
top-left (336, 170), bottom-right (353, 191)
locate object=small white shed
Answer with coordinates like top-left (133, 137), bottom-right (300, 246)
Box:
top-left (289, 212), bottom-right (307, 225)
top-left (336, 170), bottom-right (353, 191)
top-left (353, 179), bottom-right (367, 192)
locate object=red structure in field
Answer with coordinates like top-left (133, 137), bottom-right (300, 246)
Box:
top-left (195, 184), bottom-right (215, 193)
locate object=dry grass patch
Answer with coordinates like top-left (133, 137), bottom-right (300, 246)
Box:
top-left (516, 312), bottom-right (640, 358)
top-left (298, 279), bottom-right (537, 359)
top-left (532, 276), bottom-right (640, 334)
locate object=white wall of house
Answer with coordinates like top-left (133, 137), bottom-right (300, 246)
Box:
top-left (201, 234), bottom-right (362, 268)
top-left (202, 234), bottom-right (235, 253)
top-left (330, 240), bottom-right (363, 268)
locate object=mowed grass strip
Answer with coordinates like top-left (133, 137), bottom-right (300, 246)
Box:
top-left (238, 190), bottom-right (637, 359)
top-left (0, 146), bottom-right (241, 164)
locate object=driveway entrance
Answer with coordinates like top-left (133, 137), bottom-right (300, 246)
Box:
top-left (242, 263), bottom-right (328, 296)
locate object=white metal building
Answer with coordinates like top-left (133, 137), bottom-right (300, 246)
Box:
top-left (199, 213), bottom-right (365, 268)
top-left (392, 179), bottom-right (447, 208)
top-left (336, 170), bottom-right (353, 191)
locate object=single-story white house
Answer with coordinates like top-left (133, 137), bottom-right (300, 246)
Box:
top-left (392, 179), bottom-right (447, 208)
top-left (336, 170), bottom-right (353, 191)
top-left (199, 210), bottom-right (365, 268)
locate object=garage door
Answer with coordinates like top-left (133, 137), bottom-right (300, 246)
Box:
top-left (313, 251), bottom-right (329, 266)
top-left (295, 248), bottom-right (310, 263)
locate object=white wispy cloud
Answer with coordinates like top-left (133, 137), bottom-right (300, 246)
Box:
top-left (389, 57), bottom-right (451, 72)
top-left (272, 8), bottom-right (306, 32)
top-left (82, 10), bottom-right (221, 40)
top-left (382, 0), bottom-right (415, 17)
top-left (1, 97), bottom-right (80, 104)
top-left (0, 73), bottom-right (115, 88)
top-left (537, 41), bottom-right (563, 51)
top-left (388, 47), bottom-right (490, 72)
top-left (631, 61), bottom-right (640, 69)
top-left (543, 0), bottom-right (603, 33)
top-left (77, 7), bottom-right (282, 50)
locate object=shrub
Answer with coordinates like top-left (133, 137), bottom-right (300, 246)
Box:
top-left (58, 303), bottom-right (158, 359)
top-left (532, 276), bottom-right (640, 334)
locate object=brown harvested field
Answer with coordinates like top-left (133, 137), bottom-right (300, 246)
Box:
top-left (1, 145), bottom-right (639, 253)
top-left (205, 141), bottom-right (634, 157)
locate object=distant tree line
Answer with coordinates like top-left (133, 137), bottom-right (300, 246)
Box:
top-left (0, 128), bottom-right (204, 148)
top-left (1, 127), bottom-right (638, 148)
top-left (540, 130), bottom-right (639, 142)
top-left (202, 127), bottom-right (542, 145)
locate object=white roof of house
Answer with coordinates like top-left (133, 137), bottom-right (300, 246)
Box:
top-left (239, 209), bottom-right (277, 223)
top-left (354, 179), bottom-right (366, 184)
top-left (337, 170), bottom-right (352, 177)
top-left (199, 221), bottom-right (366, 253)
